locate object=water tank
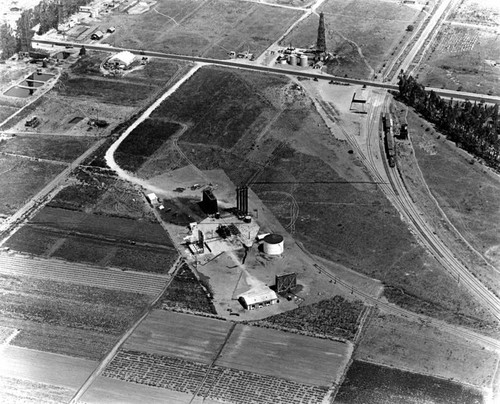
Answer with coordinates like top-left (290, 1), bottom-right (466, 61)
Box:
top-left (263, 234), bottom-right (284, 255)
top-left (300, 54), bottom-right (308, 67)
top-left (289, 54), bottom-right (297, 66)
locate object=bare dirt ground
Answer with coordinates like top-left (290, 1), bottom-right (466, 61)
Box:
top-left (356, 312), bottom-right (499, 390)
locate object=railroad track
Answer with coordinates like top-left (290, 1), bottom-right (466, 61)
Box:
top-left (0, 254), bottom-right (168, 296)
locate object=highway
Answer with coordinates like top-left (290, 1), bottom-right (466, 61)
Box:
top-left (31, 39), bottom-right (500, 105)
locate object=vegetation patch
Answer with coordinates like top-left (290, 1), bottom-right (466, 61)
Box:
top-left (0, 375), bottom-right (74, 404)
top-left (158, 263), bottom-right (216, 314)
top-left (115, 119), bottom-right (181, 172)
top-left (335, 360), bottom-right (484, 404)
top-left (249, 296), bottom-right (364, 341)
top-left (0, 155), bottom-right (64, 216)
top-left (109, 246), bottom-right (178, 274)
top-left (4, 226), bottom-right (62, 256)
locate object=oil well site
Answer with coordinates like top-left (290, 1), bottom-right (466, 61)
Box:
top-left (1, 0), bottom-right (500, 403)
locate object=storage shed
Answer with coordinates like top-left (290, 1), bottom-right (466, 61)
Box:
top-left (238, 287), bottom-right (278, 310)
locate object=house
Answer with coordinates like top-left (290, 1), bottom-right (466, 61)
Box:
top-left (108, 51), bottom-right (136, 68)
top-left (90, 31), bottom-right (104, 40)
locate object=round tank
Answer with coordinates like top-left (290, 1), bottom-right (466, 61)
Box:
top-left (300, 54), bottom-right (308, 67)
top-left (280, 58), bottom-right (288, 65)
top-left (289, 54), bottom-right (297, 66)
top-left (263, 234), bottom-right (284, 255)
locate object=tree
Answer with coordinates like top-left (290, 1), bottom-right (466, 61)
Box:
top-left (0, 23), bottom-right (17, 60)
top-left (16, 9), bottom-right (35, 52)
top-left (317, 12), bottom-right (326, 53)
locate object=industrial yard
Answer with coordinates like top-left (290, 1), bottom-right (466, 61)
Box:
top-left (0, 0), bottom-right (500, 403)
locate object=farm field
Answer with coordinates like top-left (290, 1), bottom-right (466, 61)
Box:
top-left (0, 155), bottom-right (64, 216)
top-left (335, 360), bottom-right (484, 404)
top-left (250, 296), bottom-right (364, 341)
top-left (0, 135), bottom-right (96, 163)
top-left (356, 312), bottom-right (499, 389)
top-left (417, 26), bottom-right (500, 95)
top-left (282, 0), bottom-right (421, 79)
top-left (0, 346), bottom-right (97, 397)
top-left (0, 253), bottom-right (169, 296)
top-left (101, 0), bottom-right (302, 58)
top-left (123, 310), bottom-right (232, 363)
top-left (0, 375), bottom-right (74, 404)
top-left (216, 323), bottom-right (351, 386)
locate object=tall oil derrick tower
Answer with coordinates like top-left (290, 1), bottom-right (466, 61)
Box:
top-left (236, 186), bottom-right (248, 216)
top-left (57, 1), bottom-right (65, 30)
top-left (316, 12), bottom-right (326, 60)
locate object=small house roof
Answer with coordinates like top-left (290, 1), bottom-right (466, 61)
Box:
top-left (109, 50), bottom-right (135, 66)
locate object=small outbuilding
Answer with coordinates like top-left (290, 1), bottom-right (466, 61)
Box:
top-left (108, 51), bottom-right (135, 68)
top-left (238, 287), bottom-right (278, 310)
top-left (146, 192), bottom-right (159, 206)
top-left (90, 31), bottom-right (104, 40)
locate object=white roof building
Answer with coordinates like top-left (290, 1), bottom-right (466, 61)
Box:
top-left (109, 51), bottom-right (136, 67)
top-left (238, 286), bottom-right (278, 310)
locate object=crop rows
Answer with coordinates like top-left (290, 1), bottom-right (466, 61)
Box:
top-left (200, 366), bottom-right (329, 404)
top-left (0, 375), bottom-right (73, 404)
top-left (0, 326), bottom-right (16, 344)
top-left (103, 350), bottom-right (209, 395)
top-left (103, 350), bottom-right (329, 404)
top-left (0, 254), bottom-right (167, 296)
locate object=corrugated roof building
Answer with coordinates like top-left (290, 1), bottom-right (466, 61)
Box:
top-left (238, 286), bottom-right (278, 310)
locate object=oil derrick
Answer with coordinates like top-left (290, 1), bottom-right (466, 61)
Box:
top-left (316, 12), bottom-right (326, 55)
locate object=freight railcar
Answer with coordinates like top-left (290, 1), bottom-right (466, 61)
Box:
top-left (382, 113), bottom-right (396, 167)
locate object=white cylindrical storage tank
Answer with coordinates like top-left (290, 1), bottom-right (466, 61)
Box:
top-left (263, 234), bottom-right (284, 255)
top-left (289, 54), bottom-right (297, 66)
top-left (280, 58), bottom-right (288, 65)
top-left (300, 54), bottom-right (308, 67)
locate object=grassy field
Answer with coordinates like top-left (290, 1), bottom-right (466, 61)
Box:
top-left (0, 155), bottom-right (64, 216)
top-left (282, 0), bottom-right (420, 79)
top-left (250, 296), bottom-right (364, 341)
top-left (0, 135), bottom-right (95, 163)
top-left (101, 0), bottom-right (302, 58)
top-left (356, 312), bottom-right (498, 388)
top-left (335, 360), bottom-right (484, 404)
top-left (417, 26), bottom-right (500, 95)
top-left (0, 375), bottom-right (74, 404)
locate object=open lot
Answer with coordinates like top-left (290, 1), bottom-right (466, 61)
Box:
top-left (100, 0), bottom-right (302, 58)
top-left (0, 155), bottom-right (64, 216)
top-left (335, 360), bottom-right (484, 404)
top-left (282, 0), bottom-right (421, 79)
top-left (356, 312), bottom-right (498, 389)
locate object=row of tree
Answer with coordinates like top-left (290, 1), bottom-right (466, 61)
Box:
top-left (398, 71), bottom-right (499, 169)
top-left (0, 0), bottom-right (93, 59)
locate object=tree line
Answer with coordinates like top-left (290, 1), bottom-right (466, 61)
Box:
top-left (398, 71), bottom-right (499, 169)
top-left (1, 0), bottom-right (92, 59)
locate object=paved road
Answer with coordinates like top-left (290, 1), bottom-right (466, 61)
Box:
top-left (31, 39), bottom-right (500, 105)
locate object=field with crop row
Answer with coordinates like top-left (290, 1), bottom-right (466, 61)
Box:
top-left (103, 350), bottom-right (330, 404)
top-left (0, 253), bottom-right (168, 296)
top-left (335, 360), bottom-right (484, 404)
top-left (0, 375), bottom-right (74, 404)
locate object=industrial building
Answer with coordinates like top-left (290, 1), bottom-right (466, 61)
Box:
top-left (202, 189), bottom-right (218, 215)
top-left (238, 286), bottom-right (279, 310)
